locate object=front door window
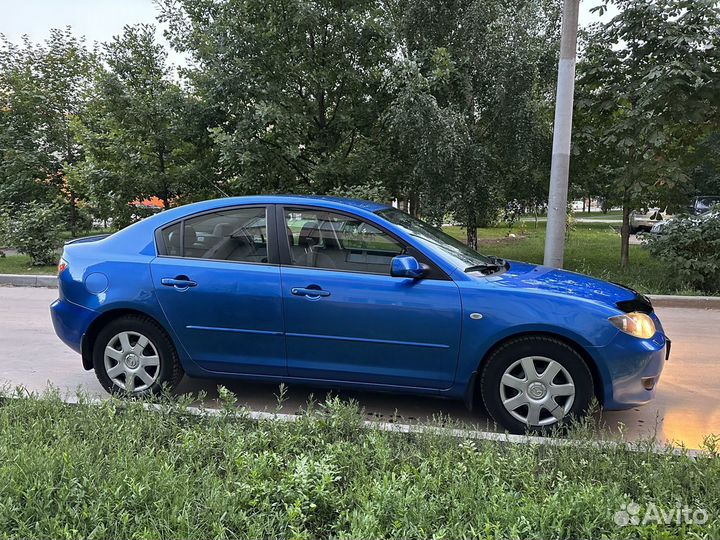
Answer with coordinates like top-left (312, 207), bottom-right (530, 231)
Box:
top-left (284, 208), bottom-right (404, 274)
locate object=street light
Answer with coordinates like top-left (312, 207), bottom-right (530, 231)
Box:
top-left (543, 0), bottom-right (580, 268)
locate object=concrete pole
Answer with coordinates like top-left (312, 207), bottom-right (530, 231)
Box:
top-left (543, 0), bottom-right (580, 268)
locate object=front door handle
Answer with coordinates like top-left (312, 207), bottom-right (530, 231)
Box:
top-left (291, 287), bottom-right (330, 298)
top-left (161, 277), bottom-right (197, 289)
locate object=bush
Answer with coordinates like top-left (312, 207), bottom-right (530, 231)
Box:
top-left (0, 389), bottom-right (718, 539)
top-left (646, 211), bottom-right (720, 293)
top-left (0, 202), bottom-right (65, 266)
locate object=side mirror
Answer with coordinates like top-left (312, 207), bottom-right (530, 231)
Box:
top-left (391, 255), bottom-right (426, 279)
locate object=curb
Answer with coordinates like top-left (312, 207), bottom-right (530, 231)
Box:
top-left (649, 295), bottom-right (720, 310)
top-left (0, 274), bottom-right (57, 288)
top-left (6, 392), bottom-right (704, 458)
top-left (1, 274), bottom-right (719, 309)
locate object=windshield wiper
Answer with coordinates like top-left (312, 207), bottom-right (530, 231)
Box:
top-left (465, 256), bottom-right (509, 275)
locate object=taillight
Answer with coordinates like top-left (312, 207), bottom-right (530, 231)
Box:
top-left (57, 257), bottom-right (68, 275)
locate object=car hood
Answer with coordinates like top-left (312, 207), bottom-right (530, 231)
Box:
top-left (484, 260), bottom-right (638, 308)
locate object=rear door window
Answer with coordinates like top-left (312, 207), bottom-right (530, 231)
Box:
top-left (161, 206), bottom-right (270, 264)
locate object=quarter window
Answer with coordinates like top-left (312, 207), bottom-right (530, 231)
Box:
top-left (284, 208), bottom-right (404, 273)
top-left (161, 222), bottom-right (181, 257)
top-left (162, 207), bottom-right (269, 263)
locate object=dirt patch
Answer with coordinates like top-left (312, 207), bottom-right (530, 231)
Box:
top-left (455, 234), bottom-right (528, 246)
top-left (474, 234), bottom-right (528, 246)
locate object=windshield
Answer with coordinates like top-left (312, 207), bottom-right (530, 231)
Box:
top-left (697, 197), bottom-right (720, 211)
top-left (376, 208), bottom-right (493, 270)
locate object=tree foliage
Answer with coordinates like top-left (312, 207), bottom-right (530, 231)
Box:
top-left (0, 28), bottom-right (96, 232)
top-left (0, 201), bottom-right (65, 265)
top-left (646, 211), bottom-right (720, 292)
top-left (71, 24), bottom-right (214, 227)
top-left (575, 0), bottom-right (720, 265)
top-left (378, 0), bottom-right (561, 245)
top-left (158, 0), bottom-right (394, 196)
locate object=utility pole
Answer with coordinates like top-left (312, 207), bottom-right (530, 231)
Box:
top-left (543, 0), bottom-right (580, 268)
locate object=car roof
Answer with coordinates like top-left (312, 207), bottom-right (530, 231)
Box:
top-left (267, 195), bottom-right (391, 212)
top-left (167, 195), bottom-right (392, 216)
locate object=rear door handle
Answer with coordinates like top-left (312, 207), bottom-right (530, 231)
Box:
top-left (161, 277), bottom-right (197, 289)
top-left (291, 287), bottom-right (330, 297)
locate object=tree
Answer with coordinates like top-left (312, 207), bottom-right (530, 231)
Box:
top-left (0, 28), bottom-right (96, 233)
top-left (576, 0), bottom-right (720, 267)
top-left (384, 0), bottom-right (561, 247)
top-left (72, 24), bottom-right (213, 227)
top-left (158, 0), bottom-right (394, 196)
top-left (379, 60), bottom-right (469, 223)
top-left (0, 202), bottom-right (65, 265)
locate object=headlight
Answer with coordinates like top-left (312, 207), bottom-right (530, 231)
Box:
top-left (609, 312), bottom-right (656, 339)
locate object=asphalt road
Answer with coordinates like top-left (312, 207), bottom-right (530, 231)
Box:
top-left (1, 286), bottom-right (718, 449)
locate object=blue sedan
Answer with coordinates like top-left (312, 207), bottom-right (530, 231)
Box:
top-left (51, 196), bottom-right (669, 433)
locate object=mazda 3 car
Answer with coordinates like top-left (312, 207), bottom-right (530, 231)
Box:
top-left (51, 196), bottom-right (669, 433)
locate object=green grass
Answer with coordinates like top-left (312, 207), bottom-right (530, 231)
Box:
top-left (0, 390), bottom-right (718, 539)
top-left (520, 210), bottom-right (623, 220)
top-left (0, 254), bottom-right (56, 275)
top-left (573, 210), bottom-right (623, 219)
top-left (444, 222), bottom-right (697, 295)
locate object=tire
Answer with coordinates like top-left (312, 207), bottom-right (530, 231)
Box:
top-left (629, 225), bottom-right (639, 235)
top-left (92, 314), bottom-right (184, 396)
top-left (480, 336), bottom-right (594, 434)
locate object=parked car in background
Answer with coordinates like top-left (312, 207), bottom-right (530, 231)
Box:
top-left (651, 208), bottom-right (720, 236)
top-left (629, 208), bottom-right (673, 234)
top-left (51, 196), bottom-right (669, 434)
top-left (650, 197), bottom-right (720, 235)
top-left (649, 219), bottom-right (669, 235)
top-left (689, 195), bottom-right (720, 215)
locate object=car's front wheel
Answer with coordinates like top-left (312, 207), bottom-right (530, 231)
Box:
top-left (480, 336), bottom-right (594, 434)
top-left (92, 315), bottom-right (183, 396)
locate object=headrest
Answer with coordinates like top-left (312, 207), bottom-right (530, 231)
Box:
top-left (298, 222), bottom-right (320, 247)
top-left (212, 222), bottom-right (233, 238)
top-left (184, 225), bottom-right (197, 246)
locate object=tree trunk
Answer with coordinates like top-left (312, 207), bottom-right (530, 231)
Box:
top-left (620, 198), bottom-right (631, 268)
top-left (466, 210), bottom-right (478, 250)
top-left (67, 189), bottom-right (79, 236)
top-left (409, 192), bottom-right (420, 217)
top-left (65, 130), bottom-right (79, 236)
top-left (158, 144), bottom-right (170, 210)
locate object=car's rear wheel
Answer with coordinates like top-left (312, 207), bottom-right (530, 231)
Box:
top-left (93, 315), bottom-right (183, 396)
top-left (480, 336), bottom-right (594, 434)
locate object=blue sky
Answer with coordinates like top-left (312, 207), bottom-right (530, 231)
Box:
top-left (0, 0), bottom-right (617, 66)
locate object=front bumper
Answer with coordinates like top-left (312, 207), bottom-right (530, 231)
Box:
top-left (50, 298), bottom-right (97, 354)
top-left (592, 328), bottom-right (668, 410)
